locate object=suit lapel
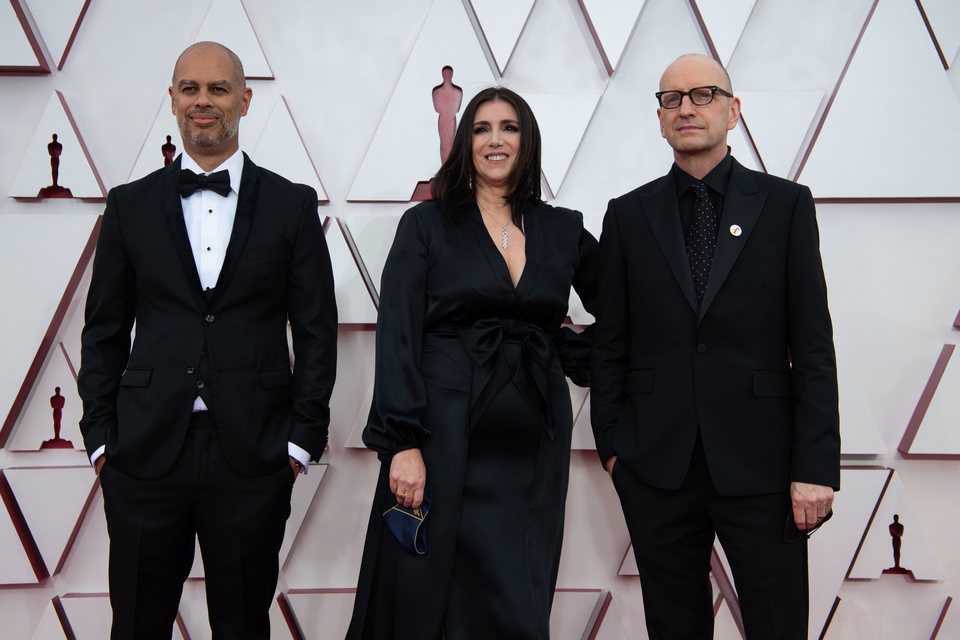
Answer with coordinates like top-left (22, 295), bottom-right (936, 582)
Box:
top-left (639, 178), bottom-right (699, 314)
top-left (699, 159), bottom-right (767, 319)
top-left (212, 153), bottom-right (259, 304)
top-left (163, 156), bottom-right (206, 308)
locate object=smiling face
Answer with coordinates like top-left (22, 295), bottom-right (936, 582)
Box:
top-left (169, 43), bottom-right (251, 168)
top-left (657, 54), bottom-right (740, 168)
top-left (471, 99), bottom-right (521, 195)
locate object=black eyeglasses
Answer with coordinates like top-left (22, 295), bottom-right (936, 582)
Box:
top-left (655, 86), bottom-right (733, 109)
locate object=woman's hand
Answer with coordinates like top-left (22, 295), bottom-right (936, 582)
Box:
top-left (390, 448), bottom-right (426, 509)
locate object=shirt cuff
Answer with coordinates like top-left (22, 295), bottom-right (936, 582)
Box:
top-left (288, 442), bottom-right (310, 474)
top-left (90, 445), bottom-right (105, 467)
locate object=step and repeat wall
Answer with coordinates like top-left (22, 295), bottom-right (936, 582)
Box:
top-left (1, 0), bottom-right (959, 638)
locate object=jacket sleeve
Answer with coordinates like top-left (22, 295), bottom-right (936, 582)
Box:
top-left (77, 189), bottom-right (136, 456)
top-left (785, 186), bottom-right (841, 489)
top-left (287, 187), bottom-right (338, 461)
top-left (362, 208), bottom-right (432, 459)
top-left (589, 199), bottom-right (631, 466)
top-left (557, 210), bottom-right (601, 387)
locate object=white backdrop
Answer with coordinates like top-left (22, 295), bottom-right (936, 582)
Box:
top-left (1, 0), bottom-right (959, 638)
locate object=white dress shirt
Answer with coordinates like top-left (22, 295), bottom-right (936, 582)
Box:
top-left (92, 150), bottom-right (310, 473)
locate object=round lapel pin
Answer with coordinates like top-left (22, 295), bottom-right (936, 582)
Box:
top-left (729, 224), bottom-right (742, 237)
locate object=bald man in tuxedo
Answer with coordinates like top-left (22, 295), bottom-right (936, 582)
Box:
top-left (78, 42), bottom-right (337, 639)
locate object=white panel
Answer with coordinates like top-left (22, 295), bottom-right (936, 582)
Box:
top-left (4, 467), bottom-right (95, 575)
top-left (0, 500), bottom-right (39, 584)
top-left (347, 0), bottom-right (497, 201)
top-left (578, 0), bottom-right (648, 73)
top-left (695, 0), bottom-right (756, 65)
top-left (801, 0), bottom-right (960, 198)
top-left (469, 0), bottom-right (535, 74)
top-left (9, 92), bottom-right (104, 198)
top-left (195, 0), bottom-right (272, 78)
top-left (524, 93), bottom-right (601, 195)
top-left (0, 214), bottom-right (98, 433)
top-left (344, 213), bottom-right (404, 299)
top-left (58, 595), bottom-right (112, 640)
top-left (332, 328), bottom-right (376, 450)
top-left (909, 346), bottom-right (960, 454)
top-left (7, 347), bottom-right (83, 451)
top-left (0, 1), bottom-right (40, 66)
top-left (30, 600), bottom-right (68, 640)
top-left (920, 0), bottom-right (960, 66)
top-left (286, 591), bottom-right (356, 640)
top-left (849, 473), bottom-right (945, 580)
top-left (21, 0), bottom-right (87, 68)
top-left (327, 219), bottom-right (379, 324)
top-left (250, 96), bottom-right (328, 201)
top-left (836, 355), bottom-right (887, 456)
top-left (727, 0), bottom-right (875, 91)
top-left (737, 90), bottom-right (823, 179)
top-left (550, 590), bottom-right (603, 639)
top-left (500, 0), bottom-right (608, 93)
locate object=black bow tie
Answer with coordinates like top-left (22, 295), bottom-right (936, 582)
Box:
top-left (177, 169), bottom-right (231, 197)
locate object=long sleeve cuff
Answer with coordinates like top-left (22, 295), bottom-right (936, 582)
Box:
top-left (288, 441), bottom-right (311, 474)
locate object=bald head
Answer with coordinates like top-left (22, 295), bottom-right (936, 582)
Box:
top-left (173, 41), bottom-right (245, 89)
top-left (659, 53), bottom-right (732, 93)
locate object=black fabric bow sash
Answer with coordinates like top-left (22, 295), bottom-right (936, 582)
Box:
top-left (177, 168), bottom-right (231, 197)
top-left (458, 318), bottom-right (556, 440)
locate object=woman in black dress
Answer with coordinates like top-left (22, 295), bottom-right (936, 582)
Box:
top-left (347, 87), bottom-right (598, 640)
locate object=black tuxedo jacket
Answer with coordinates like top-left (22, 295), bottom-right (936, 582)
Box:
top-left (78, 154), bottom-right (337, 479)
top-left (591, 157), bottom-right (840, 496)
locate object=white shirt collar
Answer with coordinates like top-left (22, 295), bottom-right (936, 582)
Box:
top-left (180, 148), bottom-right (245, 196)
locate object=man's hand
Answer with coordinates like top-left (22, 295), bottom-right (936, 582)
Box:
top-left (390, 448), bottom-right (426, 509)
top-left (289, 457), bottom-right (302, 481)
top-left (790, 481), bottom-right (834, 530)
top-left (94, 456), bottom-right (106, 475)
top-left (605, 455), bottom-right (618, 477)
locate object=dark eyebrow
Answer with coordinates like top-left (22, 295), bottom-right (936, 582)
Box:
top-left (177, 79), bottom-right (233, 89)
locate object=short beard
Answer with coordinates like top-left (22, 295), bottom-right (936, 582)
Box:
top-left (177, 113), bottom-right (239, 149)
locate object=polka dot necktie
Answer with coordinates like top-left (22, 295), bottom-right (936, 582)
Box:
top-left (687, 181), bottom-right (718, 304)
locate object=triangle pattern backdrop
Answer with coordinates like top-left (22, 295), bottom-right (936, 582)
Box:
top-left (194, 0), bottom-right (273, 79)
top-left (21, 0), bottom-right (90, 69)
top-left (800, 0), bottom-right (960, 198)
top-left (467, 0), bottom-right (535, 74)
top-left (0, 0), bottom-right (46, 71)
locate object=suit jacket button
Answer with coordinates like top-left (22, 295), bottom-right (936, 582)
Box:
top-left (196, 380), bottom-right (205, 390)
top-left (697, 344), bottom-right (707, 354)
top-left (186, 366), bottom-right (196, 374)
top-left (204, 314), bottom-right (215, 323)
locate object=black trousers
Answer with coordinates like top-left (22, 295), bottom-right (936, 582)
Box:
top-left (99, 412), bottom-right (293, 639)
top-left (612, 438), bottom-right (808, 640)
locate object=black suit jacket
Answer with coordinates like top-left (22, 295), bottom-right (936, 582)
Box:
top-left (591, 157), bottom-right (840, 496)
top-left (78, 154), bottom-right (337, 479)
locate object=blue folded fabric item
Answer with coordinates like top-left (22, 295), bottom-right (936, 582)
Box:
top-left (383, 488), bottom-right (432, 555)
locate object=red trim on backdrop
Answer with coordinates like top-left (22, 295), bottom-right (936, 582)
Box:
top-left (56, 0), bottom-right (91, 70)
top-left (795, 0), bottom-right (880, 182)
top-left (899, 344), bottom-right (955, 455)
top-left (0, 471), bottom-right (48, 582)
top-left (0, 0), bottom-right (49, 75)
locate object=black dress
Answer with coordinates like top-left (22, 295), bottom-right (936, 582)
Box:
top-left (347, 199), bottom-right (599, 640)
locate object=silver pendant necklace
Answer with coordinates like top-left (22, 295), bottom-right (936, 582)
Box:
top-left (479, 206), bottom-right (510, 250)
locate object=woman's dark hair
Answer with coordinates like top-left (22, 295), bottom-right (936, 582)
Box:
top-left (431, 86), bottom-right (542, 226)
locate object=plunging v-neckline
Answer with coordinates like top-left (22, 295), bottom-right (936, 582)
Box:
top-left (475, 206), bottom-right (527, 290)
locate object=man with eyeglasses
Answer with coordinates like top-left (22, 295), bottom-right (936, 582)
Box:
top-left (591, 53), bottom-right (840, 639)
